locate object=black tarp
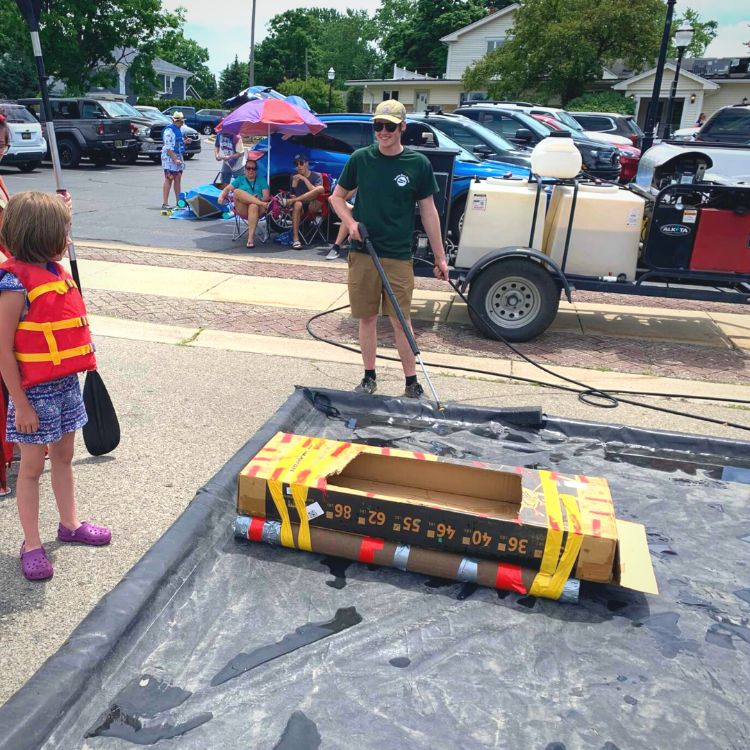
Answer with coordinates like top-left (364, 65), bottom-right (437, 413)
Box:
top-left (1, 388), bottom-right (749, 750)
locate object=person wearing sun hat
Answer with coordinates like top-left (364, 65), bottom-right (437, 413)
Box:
top-left (329, 99), bottom-right (449, 400)
top-left (161, 111), bottom-right (186, 210)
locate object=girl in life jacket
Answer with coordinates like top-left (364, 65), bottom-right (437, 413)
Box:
top-left (0, 192), bottom-right (111, 582)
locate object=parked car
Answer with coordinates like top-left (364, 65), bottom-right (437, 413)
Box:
top-left (695, 104), bottom-right (750, 146)
top-left (570, 111), bottom-right (644, 149)
top-left (160, 105), bottom-right (227, 135)
top-left (256, 113), bottom-right (530, 240)
top-left (455, 104), bottom-right (621, 180)
top-left (17, 97), bottom-right (137, 167)
top-left (406, 111), bottom-right (532, 169)
top-left (141, 112), bottom-right (201, 163)
top-left (480, 101), bottom-right (632, 147)
top-left (194, 108), bottom-right (229, 135)
top-left (0, 100), bottom-right (46, 172)
top-left (531, 114), bottom-right (640, 183)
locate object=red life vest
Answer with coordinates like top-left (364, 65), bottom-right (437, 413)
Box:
top-left (0, 258), bottom-right (96, 388)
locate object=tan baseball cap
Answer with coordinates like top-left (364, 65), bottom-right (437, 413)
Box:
top-left (373, 99), bottom-right (406, 124)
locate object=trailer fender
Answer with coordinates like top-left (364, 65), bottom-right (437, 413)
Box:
top-left (463, 247), bottom-right (573, 302)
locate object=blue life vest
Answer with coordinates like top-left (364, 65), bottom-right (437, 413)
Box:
top-left (167, 123), bottom-right (185, 156)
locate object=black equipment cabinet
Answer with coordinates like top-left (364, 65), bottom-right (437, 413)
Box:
top-left (408, 146), bottom-right (458, 243)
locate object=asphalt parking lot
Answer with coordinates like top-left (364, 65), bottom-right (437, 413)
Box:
top-left (0, 141), bottom-right (332, 261)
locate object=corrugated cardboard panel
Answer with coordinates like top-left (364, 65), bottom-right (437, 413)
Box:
top-left (614, 519), bottom-right (659, 595)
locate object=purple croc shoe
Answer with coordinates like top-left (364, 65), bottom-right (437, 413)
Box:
top-left (20, 544), bottom-right (54, 581)
top-left (58, 521), bottom-right (112, 546)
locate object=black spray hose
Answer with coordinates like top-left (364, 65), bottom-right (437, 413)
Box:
top-left (305, 260), bottom-right (750, 433)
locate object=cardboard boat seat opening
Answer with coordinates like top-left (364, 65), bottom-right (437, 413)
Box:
top-left (326, 453), bottom-right (523, 519)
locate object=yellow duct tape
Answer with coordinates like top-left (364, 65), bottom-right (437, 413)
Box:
top-left (530, 477), bottom-right (583, 600)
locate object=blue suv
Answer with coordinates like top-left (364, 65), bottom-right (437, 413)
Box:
top-left (255, 113), bottom-right (530, 239)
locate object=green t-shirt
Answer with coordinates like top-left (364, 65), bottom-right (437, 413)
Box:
top-left (337, 144), bottom-right (439, 260)
top-left (231, 173), bottom-right (269, 199)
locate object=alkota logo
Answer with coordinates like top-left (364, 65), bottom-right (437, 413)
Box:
top-left (394, 173), bottom-right (410, 187)
top-left (660, 223), bottom-right (691, 237)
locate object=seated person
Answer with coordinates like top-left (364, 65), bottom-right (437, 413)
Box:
top-left (217, 159), bottom-right (269, 248)
top-left (287, 153), bottom-right (324, 249)
top-left (214, 131), bottom-right (245, 184)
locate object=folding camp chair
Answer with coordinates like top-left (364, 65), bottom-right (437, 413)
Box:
top-left (230, 200), bottom-right (269, 245)
top-left (298, 173), bottom-right (334, 246)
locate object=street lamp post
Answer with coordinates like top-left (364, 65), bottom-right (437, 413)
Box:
top-left (663, 26), bottom-right (694, 140)
top-left (327, 67), bottom-right (335, 112)
top-left (642, 0), bottom-right (677, 152)
top-left (248, 0), bottom-right (257, 87)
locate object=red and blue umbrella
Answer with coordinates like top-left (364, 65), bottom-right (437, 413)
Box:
top-left (217, 98), bottom-right (326, 185)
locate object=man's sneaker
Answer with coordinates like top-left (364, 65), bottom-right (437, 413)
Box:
top-left (325, 246), bottom-right (340, 260)
top-left (161, 203), bottom-right (172, 211)
top-left (403, 381), bottom-right (425, 399)
top-left (354, 376), bottom-right (377, 395)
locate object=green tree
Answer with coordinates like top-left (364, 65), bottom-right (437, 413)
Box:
top-left (156, 29), bottom-right (217, 98)
top-left (219, 56), bottom-right (249, 101)
top-left (667, 8), bottom-right (718, 58)
top-left (463, 0), bottom-right (666, 105)
top-left (0, 0), bottom-right (181, 94)
top-left (254, 8), bottom-right (381, 89)
top-left (278, 78), bottom-right (344, 113)
top-left (0, 55), bottom-right (38, 100)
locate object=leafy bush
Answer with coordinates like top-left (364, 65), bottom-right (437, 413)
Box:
top-left (565, 91), bottom-right (635, 115)
top-left (277, 78), bottom-right (344, 114)
top-left (346, 87), bottom-right (363, 113)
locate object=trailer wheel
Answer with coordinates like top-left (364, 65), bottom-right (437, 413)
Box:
top-left (467, 259), bottom-right (560, 342)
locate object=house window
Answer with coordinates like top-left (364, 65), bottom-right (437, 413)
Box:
top-left (157, 74), bottom-right (167, 93)
top-left (486, 38), bottom-right (506, 53)
top-left (382, 91), bottom-right (399, 101)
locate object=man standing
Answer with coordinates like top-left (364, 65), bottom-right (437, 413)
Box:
top-left (287, 154), bottom-right (324, 249)
top-left (161, 112), bottom-right (185, 211)
top-left (329, 100), bottom-right (449, 398)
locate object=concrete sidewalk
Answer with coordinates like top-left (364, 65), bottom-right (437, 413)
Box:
top-left (73, 257), bottom-right (749, 350)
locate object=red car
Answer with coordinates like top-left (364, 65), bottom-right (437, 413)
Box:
top-left (531, 114), bottom-right (640, 183)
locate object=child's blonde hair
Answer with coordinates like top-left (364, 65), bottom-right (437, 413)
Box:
top-left (0, 191), bottom-right (70, 263)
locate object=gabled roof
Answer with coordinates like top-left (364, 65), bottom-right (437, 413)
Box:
top-left (152, 58), bottom-right (193, 77)
top-left (439, 3), bottom-right (519, 43)
top-left (613, 63), bottom-right (719, 91)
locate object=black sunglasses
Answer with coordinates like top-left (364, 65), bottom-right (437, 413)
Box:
top-left (293, 160), bottom-right (306, 166)
top-left (373, 122), bottom-right (399, 133)
top-left (245, 165), bottom-right (257, 170)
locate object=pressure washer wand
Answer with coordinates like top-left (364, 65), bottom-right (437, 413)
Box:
top-left (358, 223), bottom-right (443, 410)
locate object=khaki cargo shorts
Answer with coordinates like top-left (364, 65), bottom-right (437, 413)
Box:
top-left (347, 251), bottom-right (414, 319)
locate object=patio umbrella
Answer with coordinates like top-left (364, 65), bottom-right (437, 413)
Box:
top-left (217, 98), bottom-right (326, 186)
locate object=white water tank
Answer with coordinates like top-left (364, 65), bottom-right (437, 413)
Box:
top-left (542, 184), bottom-right (646, 280)
top-left (530, 131), bottom-right (582, 179)
top-left (455, 178), bottom-right (546, 268)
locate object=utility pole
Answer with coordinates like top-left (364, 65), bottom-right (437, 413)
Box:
top-left (248, 0), bottom-right (256, 87)
top-left (642, 0), bottom-right (676, 151)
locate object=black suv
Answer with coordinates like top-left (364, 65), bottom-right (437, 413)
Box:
top-left (407, 111), bottom-right (532, 169)
top-left (455, 105), bottom-right (620, 180)
top-left (695, 105), bottom-right (750, 146)
top-left (570, 111), bottom-right (644, 149)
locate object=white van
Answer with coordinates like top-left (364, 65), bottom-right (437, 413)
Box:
top-left (0, 101), bottom-right (47, 173)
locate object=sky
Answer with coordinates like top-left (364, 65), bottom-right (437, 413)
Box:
top-left (162, 0), bottom-right (749, 77)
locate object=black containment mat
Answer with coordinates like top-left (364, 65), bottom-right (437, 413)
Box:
top-left (1, 387), bottom-right (749, 750)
